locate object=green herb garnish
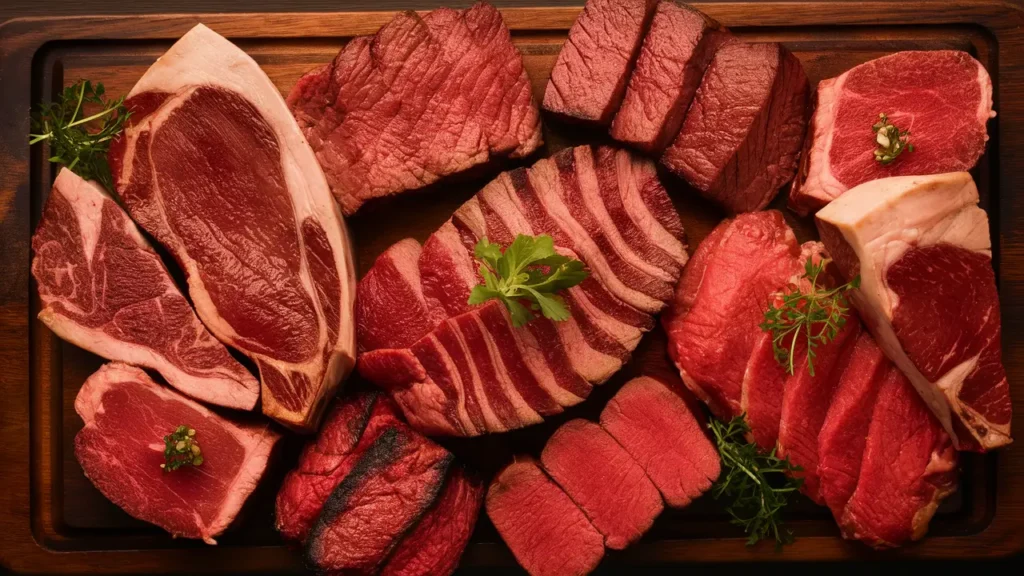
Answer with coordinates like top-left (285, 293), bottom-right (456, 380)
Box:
top-left (872, 112), bottom-right (915, 164)
top-left (760, 258), bottom-right (860, 376)
top-left (468, 234), bottom-right (589, 327)
top-left (161, 425), bottom-right (203, 472)
top-left (709, 414), bottom-right (803, 548)
top-left (29, 80), bottom-right (130, 191)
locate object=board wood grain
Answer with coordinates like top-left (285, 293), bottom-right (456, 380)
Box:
top-left (1, 2), bottom-right (1023, 574)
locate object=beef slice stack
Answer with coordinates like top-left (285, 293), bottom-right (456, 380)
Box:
top-left (662, 210), bottom-right (960, 547)
top-left (275, 392), bottom-right (483, 576)
top-left (288, 1), bottom-right (542, 215)
top-left (487, 375), bottom-right (720, 576)
top-left (544, 1), bottom-right (809, 213)
top-left (355, 145), bottom-right (688, 437)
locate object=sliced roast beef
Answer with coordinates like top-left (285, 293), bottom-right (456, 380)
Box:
top-left (600, 376), bottom-right (720, 507)
top-left (543, 0), bottom-right (657, 125)
top-left (816, 173), bottom-right (1011, 450)
top-left (662, 41), bottom-right (809, 213)
top-left (817, 332), bottom-right (888, 522)
top-left (108, 24), bottom-right (356, 432)
top-left (840, 367), bottom-right (958, 548)
top-left (540, 419), bottom-right (663, 549)
top-left (31, 169), bottom-right (259, 410)
top-left (789, 51), bottom-right (994, 215)
top-left (663, 211), bottom-right (802, 419)
top-left (288, 2), bottom-right (541, 214)
top-left (275, 392), bottom-right (401, 543)
top-left (305, 426), bottom-right (452, 575)
top-left (487, 458), bottom-right (605, 576)
top-left (381, 466), bottom-right (484, 576)
top-left (74, 363), bottom-right (279, 544)
top-left (610, 1), bottom-right (729, 153)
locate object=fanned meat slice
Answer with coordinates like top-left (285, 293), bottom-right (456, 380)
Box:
top-left (108, 24), bottom-right (356, 432)
top-left (74, 363), bottom-right (279, 544)
top-left (32, 169), bottom-right (258, 410)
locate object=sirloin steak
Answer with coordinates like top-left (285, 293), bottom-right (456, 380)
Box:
top-left (108, 24), bottom-right (357, 432)
top-left (32, 169), bottom-right (258, 410)
top-left (288, 2), bottom-right (542, 214)
top-left (816, 173), bottom-right (1012, 451)
top-left (789, 51), bottom-right (994, 215)
top-left (74, 363), bottom-right (280, 544)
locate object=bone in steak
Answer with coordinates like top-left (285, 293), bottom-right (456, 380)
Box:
top-left (543, 0), bottom-right (657, 125)
top-left (816, 173), bottom-right (1012, 451)
top-left (287, 2), bottom-right (542, 215)
top-left (662, 41), bottom-right (809, 213)
top-left (31, 169), bottom-right (258, 410)
top-left (486, 458), bottom-right (605, 576)
top-left (74, 363), bottom-right (279, 544)
top-left (108, 24), bottom-right (356, 432)
top-left (610, 1), bottom-right (730, 153)
top-left (789, 51), bottom-right (994, 215)
top-left (356, 146), bottom-right (685, 436)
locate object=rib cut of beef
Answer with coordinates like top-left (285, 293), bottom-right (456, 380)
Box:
top-left (610, 1), bottom-right (729, 153)
top-left (74, 363), bottom-right (279, 544)
top-left (357, 146), bottom-right (686, 436)
top-left (108, 24), bottom-right (357, 432)
top-left (816, 173), bottom-right (1012, 451)
top-left (288, 2), bottom-right (542, 214)
top-left (789, 51), bottom-right (994, 215)
top-left (543, 0), bottom-right (656, 125)
top-left (662, 41), bottom-right (809, 213)
top-left (486, 458), bottom-right (605, 576)
top-left (31, 168), bottom-right (258, 410)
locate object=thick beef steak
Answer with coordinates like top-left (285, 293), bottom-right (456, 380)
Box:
top-left (108, 24), bottom-right (356, 432)
top-left (31, 169), bottom-right (258, 410)
top-left (74, 363), bottom-right (279, 544)
top-left (288, 2), bottom-right (542, 214)
top-left (789, 51), bottom-right (994, 215)
top-left (816, 173), bottom-right (1012, 451)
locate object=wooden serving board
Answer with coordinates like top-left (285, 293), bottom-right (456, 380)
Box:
top-left (2, 2), bottom-right (1023, 573)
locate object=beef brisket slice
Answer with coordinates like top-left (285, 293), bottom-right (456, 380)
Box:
top-left (662, 41), bottom-right (809, 213)
top-left (600, 376), bottom-right (720, 507)
top-left (487, 458), bottom-right (605, 576)
top-left (381, 467), bottom-right (484, 576)
top-left (74, 363), bottom-right (279, 544)
top-left (541, 419), bottom-right (663, 549)
top-left (287, 2), bottom-right (541, 214)
top-left (611, 1), bottom-right (729, 153)
top-left (306, 427), bottom-right (452, 574)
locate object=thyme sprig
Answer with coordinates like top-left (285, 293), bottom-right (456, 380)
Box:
top-left (161, 425), bottom-right (204, 472)
top-left (872, 112), bottom-right (915, 165)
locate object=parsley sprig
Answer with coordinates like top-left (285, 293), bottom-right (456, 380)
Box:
top-left (760, 258), bottom-right (860, 376)
top-left (468, 234), bottom-right (589, 327)
top-left (709, 414), bottom-right (803, 548)
top-left (161, 425), bottom-right (204, 472)
top-left (872, 112), bottom-right (915, 165)
top-left (29, 80), bottom-right (130, 191)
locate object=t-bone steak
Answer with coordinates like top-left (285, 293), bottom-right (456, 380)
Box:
top-left (32, 168), bottom-right (258, 410)
top-left (287, 2), bottom-right (542, 214)
top-left (74, 363), bottom-right (280, 544)
top-left (108, 24), bottom-right (356, 432)
top-left (789, 51), bottom-right (995, 215)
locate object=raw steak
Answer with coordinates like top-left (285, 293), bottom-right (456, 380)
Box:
top-left (540, 419), bottom-right (663, 549)
top-left (543, 0), bottom-right (657, 125)
top-left (610, 1), bottom-right (729, 153)
top-left (108, 24), bottom-right (357, 432)
top-left (789, 51), bottom-right (995, 215)
top-left (662, 41), bottom-right (809, 213)
top-left (74, 363), bottom-right (280, 544)
top-left (840, 367), bottom-right (958, 548)
top-left (600, 376), bottom-right (720, 507)
top-left (32, 168), bottom-right (258, 410)
top-left (816, 173), bottom-right (1012, 451)
top-left (486, 458), bottom-right (605, 576)
top-left (288, 2), bottom-right (542, 214)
